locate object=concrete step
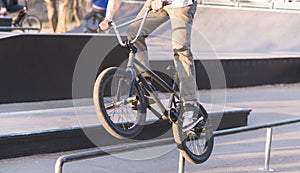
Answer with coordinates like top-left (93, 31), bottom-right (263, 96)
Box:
top-left (0, 99), bottom-right (251, 159)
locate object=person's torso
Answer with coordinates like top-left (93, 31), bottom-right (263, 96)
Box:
top-left (93, 0), bottom-right (109, 9)
top-left (169, 0), bottom-right (195, 7)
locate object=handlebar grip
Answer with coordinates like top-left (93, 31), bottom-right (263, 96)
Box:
top-left (162, 1), bottom-right (171, 6)
top-left (97, 21), bottom-right (113, 33)
top-left (148, 1), bottom-right (171, 11)
top-left (97, 27), bottom-right (103, 33)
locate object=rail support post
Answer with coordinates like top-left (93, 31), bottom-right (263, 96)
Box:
top-left (259, 127), bottom-right (275, 172)
top-left (55, 156), bottom-right (64, 173)
top-left (178, 152), bottom-right (185, 173)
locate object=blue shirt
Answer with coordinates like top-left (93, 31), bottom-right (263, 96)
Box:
top-left (93, 0), bottom-right (108, 9)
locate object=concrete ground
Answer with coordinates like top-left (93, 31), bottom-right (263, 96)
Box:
top-left (0, 83), bottom-right (300, 173)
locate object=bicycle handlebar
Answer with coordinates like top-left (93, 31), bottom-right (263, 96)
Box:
top-left (109, 7), bottom-right (151, 47)
top-left (100, 1), bottom-right (170, 47)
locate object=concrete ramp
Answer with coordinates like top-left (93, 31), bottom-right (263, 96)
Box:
top-left (195, 6), bottom-right (300, 56)
top-left (114, 2), bottom-right (300, 57)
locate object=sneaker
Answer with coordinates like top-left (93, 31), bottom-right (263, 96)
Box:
top-left (181, 102), bottom-right (203, 132)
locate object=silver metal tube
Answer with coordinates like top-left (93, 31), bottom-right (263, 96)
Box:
top-left (55, 117), bottom-right (300, 173)
top-left (54, 157), bottom-right (64, 173)
top-left (259, 127), bottom-right (275, 172)
top-left (55, 138), bottom-right (174, 173)
top-left (214, 117), bottom-right (300, 137)
top-left (270, 1), bottom-right (275, 9)
top-left (178, 152), bottom-right (185, 173)
top-left (130, 8), bottom-right (150, 44)
top-left (265, 128), bottom-right (273, 170)
top-left (115, 16), bottom-right (144, 29)
top-left (110, 8), bottom-right (150, 47)
top-left (127, 52), bottom-right (135, 68)
top-left (111, 22), bottom-right (126, 47)
top-left (235, 0), bottom-right (240, 7)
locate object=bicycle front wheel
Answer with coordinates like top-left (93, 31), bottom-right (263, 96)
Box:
top-left (21, 15), bottom-right (42, 32)
top-left (173, 102), bottom-right (214, 164)
top-left (93, 67), bottom-right (146, 139)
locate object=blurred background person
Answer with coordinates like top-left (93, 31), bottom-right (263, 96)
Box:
top-left (0, 0), bottom-right (7, 15)
top-left (82, 0), bottom-right (108, 33)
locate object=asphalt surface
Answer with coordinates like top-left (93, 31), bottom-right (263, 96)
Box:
top-left (0, 83), bottom-right (300, 173)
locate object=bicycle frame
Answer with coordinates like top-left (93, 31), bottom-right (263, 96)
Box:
top-left (12, 10), bottom-right (26, 26)
top-left (134, 57), bottom-right (181, 120)
top-left (12, 0), bottom-right (28, 26)
top-left (109, 8), bottom-right (181, 121)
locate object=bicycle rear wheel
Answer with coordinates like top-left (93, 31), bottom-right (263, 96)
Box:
top-left (173, 102), bottom-right (214, 164)
top-left (93, 67), bottom-right (146, 139)
top-left (21, 15), bottom-right (42, 32)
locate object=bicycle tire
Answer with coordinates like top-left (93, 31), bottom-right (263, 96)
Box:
top-left (173, 102), bottom-right (214, 164)
top-left (93, 67), bottom-right (146, 139)
top-left (21, 15), bottom-right (42, 32)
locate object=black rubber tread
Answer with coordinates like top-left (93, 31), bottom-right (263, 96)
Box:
top-left (173, 103), bottom-right (214, 164)
top-left (93, 67), bottom-right (146, 139)
top-left (21, 15), bottom-right (42, 32)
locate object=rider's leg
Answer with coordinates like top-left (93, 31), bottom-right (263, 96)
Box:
top-left (0, 0), bottom-right (7, 15)
top-left (127, 0), bottom-right (169, 75)
top-left (82, 8), bottom-right (106, 33)
top-left (82, 8), bottom-right (94, 32)
top-left (92, 7), bottom-right (106, 22)
top-left (127, 1), bottom-right (169, 101)
top-left (165, 2), bottom-right (199, 132)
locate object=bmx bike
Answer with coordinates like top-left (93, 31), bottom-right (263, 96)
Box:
top-left (12, 0), bottom-right (42, 32)
top-left (93, 8), bottom-right (214, 164)
top-left (0, 0), bottom-right (42, 32)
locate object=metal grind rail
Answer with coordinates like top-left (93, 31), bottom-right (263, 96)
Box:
top-left (55, 117), bottom-right (300, 173)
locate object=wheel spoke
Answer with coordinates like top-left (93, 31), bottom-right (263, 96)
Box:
top-left (173, 103), bottom-right (214, 163)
